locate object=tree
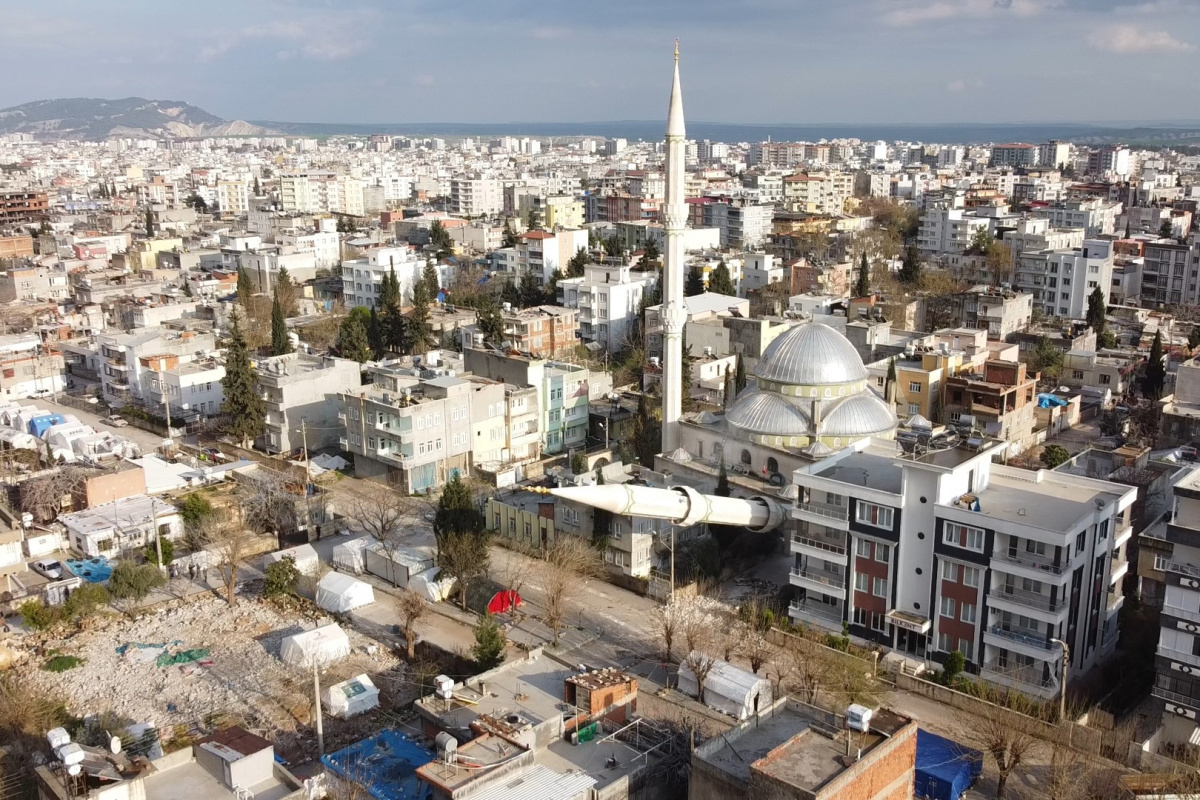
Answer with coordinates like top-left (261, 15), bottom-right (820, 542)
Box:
top-left (854, 251), bottom-right (870, 298)
top-left (182, 278), bottom-right (192, 298)
top-left (237, 468), bottom-right (300, 543)
top-left (734, 356), bottom-right (746, 393)
top-left (220, 311), bottom-right (267, 448)
top-left (540, 537), bottom-right (603, 646)
top-left (1028, 335), bottom-right (1064, 381)
top-left (237, 266), bottom-right (253, 308)
top-left (435, 474), bottom-right (490, 611)
top-left (1190, 324), bottom-right (1200, 352)
top-left (942, 650), bottom-right (965, 685)
top-left (566, 247), bottom-right (590, 278)
top-left (20, 467), bottom-right (87, 523)
top-left (275, 267), bottom-right (298, 317)
top-left (407, 276), bottom-right (434, 355)
top-left (570, 451), bottom-right (587, 475)
top-left (685, 266), bottom-right (705, 297)
top-left (967, 226), bottom-right (994, 254)
top-left (629, 390), bottom-right (662, 468)
top-left (264, 556), bottom-right (300, 597)
top-left (1144, 330), bottom-right (1166, 399)
top-left (108, 562), bottom-right (166, 607)
top-left (639, 238), bottom-right (660, 272)
top-left (394, 589), bottom-right (428, 661)
top-left (143, 537), bottom-right (174, 567)
top-left (180, 492), bottom-right (214, 549)
top-left (653, 602), bottom-right (682, 668)
top-left (471, 614), bottom-right (506, 670)
top-left (336, 215), bottom-right (356, 234)
top-left (270, 297), bottom-right (292, 356)
top-left (707, 259), bottom-right (736, 296)
top-left (380, 266), bottom-right (406, 353)
top-left (984, 241), bottom-right (1012, 286)
top-left (144, 207), bottom-right (155, 237)
top-left (501, 218), bottom-right (518, 248)
top-left (338, 314), bottom-right (371, 364)
top-left (366, 306), bottom-right (384, 359)
top-left (956, 687), bottom-right (1046, 800)
top-left (603, 234), bottom-right (623, 258)
top-left (475, 294), bottom-right (504, 346)
top-left (899, 244), bottom-right (922, 285)
top-left (198, 511), bottom-right (256, 607)
top-left (1086, 286), bottom-right (1107, 341)
top-left (518, 273), bottom-right (543, 308)
top-left (347, 484), bottom-right (417, 586)
top-left (421, 258), bottom-right (440, 300)
top-left (1160, 217), bottom-right (1175, 238)
top-left (183, 193), bottom-right (208, 213)
top-left (429, 220), bottom-right (453, 259)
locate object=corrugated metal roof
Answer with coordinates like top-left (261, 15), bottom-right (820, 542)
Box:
top-left (468, 764), bottom-right (596, 800)
top-left (754, 321), bottom-right (869, 386)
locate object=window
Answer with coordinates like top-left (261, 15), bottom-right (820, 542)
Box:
top-left (941, 561), bottom-right (957, 581)
top-left (871, 612), bottom-right (888, 633)
top-left (1072, 370), bottom-right (1084, 380)
top-left (1099, 374), bottom-right (1111, 384)
top-left (1155, 553), bottom-right (1169, 571)
top-left (940, 596), bottom-right (956, 618)
top-left (962, 566), bottom-right (980, 587)
top-left (872, 577), bottom-right (887, 598)
top-left (960, 603), bottom-right (976, 623)
top-left (855, 573), bottom-right (869, 592)
top-left (856, 539), bottom-right (871, 558)
top-left (938, 632), bottom-right (953, 652)
top-left (854, 607), bottom-right (868, 627)
top-left (958, 639), bottom-right (974, 661)
top-left (944, 522), bottom-right (984, 551)
top-left (908, 404), bottom-right (920, 415)
top-left (857, 502), bottom-right (893, 529)
top-left (1025, 539), bottom-right (1046, 557)
top-left (908, 382), bottom-right (922, 393)
top-left (875, 543), bottom-right (891, 563)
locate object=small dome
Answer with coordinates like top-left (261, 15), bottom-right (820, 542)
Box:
top-left (726, 389), bottom-right (812, 437)
top-left (821, 391), bottom-right (896, 438)
top-left (755, 322), bottom-right (869, 387)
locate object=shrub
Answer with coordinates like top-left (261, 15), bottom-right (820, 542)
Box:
top-left (108, 562), bottom-right (167, 604)
top-left (179, 493), bottom-right (214, 528)
top-left (19, 600), bottom-right (62, 631)
top-left (43, 655), bottom-right (83, 673)
top-left (143, 537), bottom-right (174, 566)
top-left (471, 614), bottom-right (506, 670)
top-left (942, 650), bottom-right (965, 685)
top-left (263, 556), bottom-right (300, 598)
top-left (63, 583), bottom-right (109, 622)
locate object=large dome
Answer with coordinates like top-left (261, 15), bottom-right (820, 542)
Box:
top-left (724, 389), bottom-right (812, 436)
top-left (822, 390), bottom-right (896, 438)
top-left (755, 321), bottom-right (869, 387)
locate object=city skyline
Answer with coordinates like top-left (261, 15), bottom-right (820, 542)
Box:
top-left (2, 0), bottom-right (1200, 126)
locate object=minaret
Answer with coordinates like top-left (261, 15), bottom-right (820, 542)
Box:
top-left (660, 43), bottom-right (687, 454)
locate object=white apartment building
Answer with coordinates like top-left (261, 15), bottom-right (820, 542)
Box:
top-left (0, 265), bottom-right (70, 302)
top-left (739, 252), bottom-right (785, 297)
top-left (1017, 239), bottom-right (1114, 319)
top-left (450, 177), bottom-right (503, 216)
top-left (558, 262), bottom-right (657, 352)
top-left (144, 357), bottom-right (225, 421)
top-left (917, 201), bottom-right (993, 258)
top-left (1034, 199), bottom-right (1123, 238)
top-left (96, 328), bottom-right (217, 410)
top-left (255, 352), bottom-right (361, 454)
top-left (1141, 240), bottom-right (1195, 308)
top-left (1153, 467), bottom-right (1200, 745)
top-left (1002, 218), bottom-right (1084, 279)
top-left (278, 227), bottom-right (340, 269)
top-left (279, 172), bottom-right (364, 216)
top-left (708, 201), bottom-right (772, 249)
top-left (341, 246), bottom-right (444, 308)
top-left (216, 180), bottom-right (250, 216)
top-left (786, 437), bottom-right (1135, 700)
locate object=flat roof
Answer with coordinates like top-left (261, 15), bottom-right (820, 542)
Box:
top-left (415, 654), bottom-right (571, 734)
top-left (815, 451), bottom-right (903, 495)
top-left (964, 472), bottom-right (1119, 533)
top-left (141, 760), bottom-right (292, 800)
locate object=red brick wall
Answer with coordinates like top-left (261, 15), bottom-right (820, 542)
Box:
top-left (938, 567), bottom-right (980, 656)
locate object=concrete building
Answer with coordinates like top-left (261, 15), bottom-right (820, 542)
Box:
top-left (917, 199), bottom-right (993, 257)
top-left (690, 698), bottom-right (916, 800)
top-left (279, 171), bottom-right (363, 216)
top-left (0, 264), bottom-right (70, 302)
top-left (1034, 199), bottom-right (1122, 238)
top-left (1060, 350), bottom-right (1137, 397)
top-left (255, 353), bottom-right (361, 454)
top-left (1140, 240), bottom-right (1193, 308)
top-left (942, 360), bottom-right (1039, 453)
top-left (946, 287), bottom-right (1033, 340)
top-left (450, 176), bottom-right (503, 216)
top-left (97, 327), bottom-right (217, 410)
top-left (786, 438), bottom-right (1135, 699)
top-left (707, 200), bottom-right (773, 248)
top-left (60, 494), bottom-right (182, 558)
top-left (739, 252), bottom-right (785, 297)
top-left (0, 190), bottom-right (49, 224)
top-left (645, 292), bottom-right (748, 360)
top-left (0, 334), bottom-right (65, 400)
top-left (1017, 239), bottom-right (1113, 320)
top-left (500, 305), bottom-right (578, 358)
top-left (341, 245), bottom-right (440, 308)
top-left (558, 262), bottom-right (657, 352)
top-left (990, 143), bottom-right (1040, 168)
top-left (502, 229), bottom-right (589, 284)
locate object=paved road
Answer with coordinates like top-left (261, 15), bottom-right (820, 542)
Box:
top-left (31, 395), bottom-right (165, 451)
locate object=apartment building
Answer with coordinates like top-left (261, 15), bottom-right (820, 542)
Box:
top-left (1161, 355), bottom-right (1200, 449)
top-left (143, 355), bottom-right (225, 422)
top-left (943, 360), bottom-right (1039, 453)
top-left (216, 180), bottom-right (250, 216)
top-left (645, 292), bottom-right (748, 361)
top-left (1016, 239), bottom-right (1114, 319)
top-left (1034, 199), bottom-right (1122, 238)
top-left (279, 171), bottom-right (364, 216)
top-left (739, 252), bottom-right (785, 297)
top-left (496, 229), bottom-right (589, 284)
top-left (0, 335), bottom-right (65, 400)
top-left (499, 305), bottom-right (578, 358)
top-left (0, 190), bottom-right (49, 224)
top-left (255, 353), bottom-right (361, 454)
top-left (278, 224), bottom-right (340, 269)
top-left (340, 245), bottom-right (433, 308)
top-left (1060, 350), bottom-right (1137, 396)
top-left (749, 142), bottom-right (808, 168)
top-left (1088, 146), bottom-right (1132, 179)
top-left (917, 200), bottom-right (993, 257)
top-left (706, 200), bottom-right (773, 249)
top-left (947, 287), bottom-right (1033, 340)
top-left (517, 193), bottom-right (585, 230)
top-left (338, 372), bottom-right (504, 493)
top-left (990, 143), bottom-right (1040, 168)
top-left (787, 437), bottom-right (1135, 700)
top-left (1003, 218), bottom-right (1085, 276)
top-left (450, 176), bottom-right (503, 216)
top-left (557, 262), bottom-right (657, 352)
top-left (97, 327), bottom-right (217, 409)
top-left (1140, 240), bottom-right (1194, 308)
top-left (781, 173), bottom-right (853, 215)
top-left (0, 264), bottom-right (70, 302)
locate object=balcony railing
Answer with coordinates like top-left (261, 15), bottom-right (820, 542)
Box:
top-left (792, 533), bottom-right (847, 556)
top-left (986, 625), bottom-right (1054, 652)
top-left (980, 661), bottom-right (1056, 690)
top-left (992, 550), bottom-right (1066, 576)
top-left (989, 585), bottom-right (1064, 614)
top-left (1153, 686), bottom-right (1200, 709)
top-left (789, 600), bottom-right (844, 624)
top-left (790, 566), bottom-right (846, 590)
top-left (1157, 646), bottom-right (1200, 667)
top-left (1165, 561), bottom-right (1200, 580)
top-left (796, 502), bottom-right (848, 522)
top-left (1163, 603), bottom-right (1200, 624)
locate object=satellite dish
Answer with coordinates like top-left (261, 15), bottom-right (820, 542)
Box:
top-left (67, 764), bottom-right (82, 777)
top-left (109, 735), bottom-right (123, 754)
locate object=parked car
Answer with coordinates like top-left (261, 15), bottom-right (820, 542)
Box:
top-left (201, 447), bottom-right (230, 462)
top-left (31, 559), bottom-right (63, 580)
top-left (29, 389), bottom-right (53, 398)
top-left (101, 415), bottom-right (129, 428)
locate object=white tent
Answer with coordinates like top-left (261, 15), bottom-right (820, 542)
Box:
top-left (279, 624), bottom-right (351, 667)
top-left (332, 537), bottom-right (372, 574)
top-left (408, 567), bottom-right (454, 603)
top-left (363, 543), bottom-right (434, 589)
top-left (315, 572), bottom-right (375, 613)
top-left (677, 652), bottom-right (773, 720)
top-left (264, 543), bottom-right (320, 576)
top-left (322, 674), bottom-right (380, 719)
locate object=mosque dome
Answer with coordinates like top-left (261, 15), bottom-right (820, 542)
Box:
top-left (754, 322), bottom-right (869, 388)
top-left (725, 320), bottom-right (896, 450)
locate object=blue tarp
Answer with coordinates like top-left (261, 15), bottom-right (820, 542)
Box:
top-left (321, 729), bottom-right (434, 800)
top-left (914, 729), bottom-right (982, 800)
top-left (63, 557), bottom-right (114, 583)
top-left (29, 414), bottom-right (64, 437)
top-left (1037, 393), bottom-right (1069, 409)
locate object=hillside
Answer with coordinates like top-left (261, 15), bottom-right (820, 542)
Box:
top-left (0, 97), bottom-right (277, 140)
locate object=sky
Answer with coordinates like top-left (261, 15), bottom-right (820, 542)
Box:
top-left (2, 0), bottom-right (1200, 125)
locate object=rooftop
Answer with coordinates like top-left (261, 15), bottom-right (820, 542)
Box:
top-left (815, 451), bottom-right (904, 494)
top-left (957, 470), bottom-right (1125, 533)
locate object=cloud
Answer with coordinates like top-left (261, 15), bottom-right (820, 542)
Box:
top-left (198, 15), bottom-right (371, 62)
top-left (1088, 24), bottom-right (1193, 52)
top-left (413, 74), bottom-right (436, 87)
top-left (881, 0), bottom-right (1056, 26)
top-left (530, 26), bottom-right (572, 40)
top-left (947, 79), bottom-right (967, 92)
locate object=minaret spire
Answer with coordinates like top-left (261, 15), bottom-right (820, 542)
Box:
top-left (660, 45), bottom-right (687, 455)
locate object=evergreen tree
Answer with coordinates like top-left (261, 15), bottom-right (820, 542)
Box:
top-left (476, 294), bottom-right (504, 346)
top-left (368, 306), bottom-right (385, 359)
top-left (707, 259), bottom-right (736, 296)
top-left (429, 220), bottom-right (453, 258)
top-left (236, 267), bottom-right (253, 307)
top-left (1189, 325), bottom-right (1200, 352)
top-left (855, 252), bottom-right (871, 298)
top-left (685, 266), bottom-right (705, 297)
top-left (253, 176), bottom-right (261, 196)
top-left (144, 207), bottom-right (154, 237)
top-left (407, 275), bottom-right (433, 355)
top-left (631, 391), bottom-right (662, 468)
top-left (501, 279), bottom-right (521, 309)
top-left (525, 208), bottom-right (539, 231)
top-left (724, 364), bottom-right (737, 409)
top-left (639, 238), bottom-right (660, 271)
top-left (270, 297), bottom-right (292, 356)
top-left (734, 355), bottom-right (747, 393)
top-left (1144, 330), bottom-right (1166, 399)
top-left (899, 244), bottom-right (922, 285)
top-left (886, 358), bottom-right (897, 399)
top-left (471, 614), bottom-right (506, 669)
top-left (182, 279), bottom-right (192, 298)
top-left (1160, 218), bottom-right (1175, 238)
top-left (379, 265), bottom-right (405, 353)
top-left (220, 312), bottom-right (266, 448)
top-left (715, 462), bottom-right (731, 496)
top-left (566, 247), bottom-right (590, 278)
top-left (681, 345), bottom-right (695, 412)
top-left (501, 218), bottom-right (518, 248)
top-left (421, 258), bottom-right (440, 299)
top-left (545, 269), bottom-right (564, 305)
top-left (518, 273), bottom-right (544, 308)
top-left (338, 314), bottom-right (371, 364)
top-left (275, 266), bottom-right (297, 316)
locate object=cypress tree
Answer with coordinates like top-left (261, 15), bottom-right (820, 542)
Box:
top-left (144, 207), bottom-right (154, 236)
top-left (899, 244), bottom-right (922, 285)
top-left (1144, 330), bottom-right (1166, 399)
top-left (182, 279), bottom-right (192, 298)
top-left (379, 265), bottom-right (405, 353)
top-left (407, 277), bottom-right (433, 355)
top-left (734, 356), bottom-right (747, 393)
top-left (501, 218), bottom-right (518, 248)
top-left (275, 266), bottom-right (297, 316)
top-left (270, 297), bottom-right (292, 356)
top-left (368, 306), bottom-right (384, 359)
top-left (855, 252), bottom-right (870, 298)
top-left (220, 311), bottom-right (266, 448)
top-left (422, 258), bottom-right (440, 299)
top-left (476, 294), bottom-right (504, 346)
top-left (708, 259), bottom-right (737, 296)
top-left (685, 266), bottom-right (705, 297)
top-left (237, 267), bottom-right (253, 308)
top-left (338, 314), bottom-right (371, 364)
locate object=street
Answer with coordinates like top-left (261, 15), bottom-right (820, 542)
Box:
top-left (31, 395), bottom-right (165, 452)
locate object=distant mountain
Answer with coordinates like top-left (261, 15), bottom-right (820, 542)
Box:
top-left (0, 97), bottom-right (278, 141)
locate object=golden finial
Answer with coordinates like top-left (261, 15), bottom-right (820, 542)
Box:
top-left (674, 39), bottom-right (679, 62)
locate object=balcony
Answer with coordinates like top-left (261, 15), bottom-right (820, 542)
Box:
top-left (788, 600), bottom-right (844, 630)
top-left (988, 585), bottom-right (1066, 616)
top-left (794, 502), bottom-right (849, 530)
top-left (1153, 686), bottom-right (1200, 712)
top-left (791, 530), bottom-right (848, 561)
top-left (980, 660), bottom-right (1057, 694)
top-left (1157, 645), bottom-right (1200, 668)
top-left (338, 437), bottom-right (349, 450)
top-left (1114, 522), bottom-right (1133, 549)
top-left (1163, 603), bottom-right (1200, 625)
top-left (984, 625), bottom-right (1055, 654)
top-left (1107, 590), bottom-right (1124, 613)
top-left (991, 550), bottom-right (1067, 580)
top-left (1109, 560), bottom-right (1129, 584)
top-left (789, 566), bottom-right (846, 599)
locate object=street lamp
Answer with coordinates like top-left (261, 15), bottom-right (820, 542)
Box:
top-left (1049, 637), bottom-right (1070, 722)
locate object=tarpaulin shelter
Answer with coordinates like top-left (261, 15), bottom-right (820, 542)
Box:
top-left (914, 729), bottom-right (982, 800)
top-left (332, 537), bottom-right (372, 574)
top-left (322, 674), bottom-right (380, 719)
top-left (486, 589), bottom-right (521, 614)
top-left (264, 543), bottom-right (320, 576)
top-left (279, 624), bottom-right (351, 667)
top-left (315, 572), bottom-right (375, 613)
top-left (677, 652), bottom-right (773, 720)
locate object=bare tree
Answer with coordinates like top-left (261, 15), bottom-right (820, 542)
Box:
top-left (539, 536), bottom-right (602, 646)
top-left (683, 649), bottom-right (718, 705)
top-left (438, 527), bottom-right (490, 612)
top-left (956, 688), bottom-right (1047, 800)
top-left (20, 466), bottom-right (88, 522)
top-left (653, 601), bottom-right (682, 664)
top-left (680, 598), bottom-right (712, 657)
top-left (346, 484), bottom-right (418, 586)
top-left (393, 589), bottom-right (428, 662)
top-left (745, 631), bottom-right (773, 675)
top-left (199, 511), bottom-right (257, 606)
top-left (495, 546), bottom-right (535, 622)
top-left (782, 639), bottom-right (829, 704)
top-left (237, 468), bottom-right (300, 544)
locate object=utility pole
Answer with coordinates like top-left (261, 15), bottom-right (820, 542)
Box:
top-left (670, 526), bottom-right (675, 604)
top-left (1050, 638), bottom-right (1069, 722)
top-left (312, 659), bottom-right (324, 757)
top-left (300, 418), bottom-right (314, 539)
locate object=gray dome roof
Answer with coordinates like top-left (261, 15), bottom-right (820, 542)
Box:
top-left (755, 322), bottom-right (869, 386)
top-left (726, 389), bottom-right (812, 436)
top-left (821, 390), bottom-right (896, 438)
